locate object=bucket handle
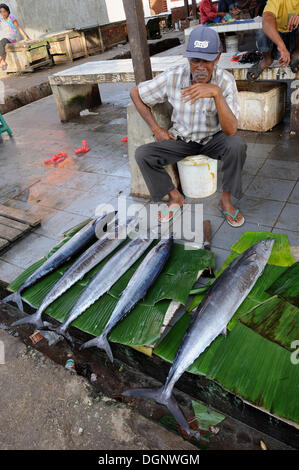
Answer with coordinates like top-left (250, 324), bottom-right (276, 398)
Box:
top-left (185, 157), bottom-right (211, 171)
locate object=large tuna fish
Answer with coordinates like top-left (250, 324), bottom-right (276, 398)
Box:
top-left (123, 239), bottom-right (274, 436)
top-left (3, 213), bottom-right (115, 312)
top-left (12, 216), bottom-right (136, 330)
top-left (81, 236), bottom-right (173, 362)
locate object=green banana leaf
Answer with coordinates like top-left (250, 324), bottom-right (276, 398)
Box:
top-left (240, 296), bottom-right (299, 352)
top-left (266, 262), bottom-right (299, 308)
top-left (192, 401), bottom-right (225, 431)
top-left (154, 314), bottom-right (299, 424)
top-left (231, 232), bottom-right (294, 266)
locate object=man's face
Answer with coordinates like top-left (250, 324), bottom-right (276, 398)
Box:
top-left (189, 55), bottom-right (220, 83)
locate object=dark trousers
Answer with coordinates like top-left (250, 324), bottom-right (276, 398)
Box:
top-left (0, 38), bottom-right (10, 59)
top-left (135, 131), bottom-right (247, 202)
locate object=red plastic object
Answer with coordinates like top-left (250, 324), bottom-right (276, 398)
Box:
top-left (75, 140), bottom-right (91, 155)
top-left (231, 52), bottom-right (247, 63)
top-left (44, 152), bottom-right (68, 165)
top-left (121, 136), bottom-right (128, 143)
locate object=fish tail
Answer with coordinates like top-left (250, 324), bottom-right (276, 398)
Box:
top-left (40, 324), bottom-right (75, 349)
top-left (80, 334), bottom-right (114, 363)
top-left (12, 311), bottom-right (44, 329)
top-left (2, 292), bottom-right (24, 312)
top-left (123, 387), bottom-right (192, 436)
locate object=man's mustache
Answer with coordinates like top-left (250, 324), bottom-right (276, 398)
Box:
top-left (192, 70), bottom-right (209, 81)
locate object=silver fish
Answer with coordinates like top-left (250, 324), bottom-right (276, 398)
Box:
top-left (12, 216), bottom-right (136, 330)
top-left (3, 213), bottom-right (115, 312)
top-left (81, 236), bottom-right (173, 361)
top-left (123, 239), bottom-right (274, 436)
top-left (47, 236), bottom-right (154, 346)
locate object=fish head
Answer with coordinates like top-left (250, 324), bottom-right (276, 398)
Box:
top-left (156, 235), bottom-right (173, 252)
top-left (254, 238), bottom-right (275, 262)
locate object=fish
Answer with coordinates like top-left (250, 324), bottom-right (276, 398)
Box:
top-left (123, 238), bottom-right (275, 437)
top-left (3, 212), bottom-right (115, 312)
top-left (12, 216), bottom-right (136, 330)
top-left (45, 236), bottom-right (154, 347)
top-left (81, 236), bottom-right (173, 361)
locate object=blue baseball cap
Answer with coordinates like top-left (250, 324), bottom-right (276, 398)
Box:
top-left (184, 26), bottom-right (221, 61)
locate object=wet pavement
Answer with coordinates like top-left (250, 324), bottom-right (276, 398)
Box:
top-left (0, 80), bottom-right (298, 282)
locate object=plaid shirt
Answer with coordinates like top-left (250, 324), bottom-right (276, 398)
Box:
top-left (138, 62), bottom-right (240, 143)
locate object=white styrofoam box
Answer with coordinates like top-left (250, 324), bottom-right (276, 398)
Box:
top-left (237, 81), bottom-right (287, 132)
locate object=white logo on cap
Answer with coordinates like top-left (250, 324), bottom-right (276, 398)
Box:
top-left (194, 40), bottom-right (209, 48)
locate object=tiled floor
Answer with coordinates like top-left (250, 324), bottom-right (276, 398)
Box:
top-left (0, 82), bottom-right (298, 284)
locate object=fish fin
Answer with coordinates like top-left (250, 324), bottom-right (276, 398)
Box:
top-left (41, 325), bottom-right (75, 349)
top-left (2, 292), bottom-right (24, 312)
top-left (123, 387), bottom-right (191, 436)
top-left (23, 298), bottom-right (36, 309)
top-left (12, 312), bottom-right (44, 329)
top-left (80, 334), bottom-right (114, 363)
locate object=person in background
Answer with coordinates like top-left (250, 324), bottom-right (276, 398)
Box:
top-left (247, 0), bottom-right (299, 80)
top-left (218, 0), bottom-right (239, 15)
top-left (219, 0), bottom-right (264, 18)
top-left (200, 0), bottom-right (227, 24)
top-left (0, 3), bottom-right (30, 70)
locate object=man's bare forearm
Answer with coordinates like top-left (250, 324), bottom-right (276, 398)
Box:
top-left (130, 86), bottom-right (160, 133)
top-left (262, 12), bottom-right (284, 48)
top-left (214, 89), bottom-right (238, 136)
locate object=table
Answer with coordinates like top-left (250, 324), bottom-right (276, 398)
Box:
top-left (49, 54), bottom-right (298, 122)
top-left (185, 18), bottom-right (263, 41)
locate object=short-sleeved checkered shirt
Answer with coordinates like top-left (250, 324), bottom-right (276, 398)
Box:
top-left (138, 62), bottom-right (240, 143)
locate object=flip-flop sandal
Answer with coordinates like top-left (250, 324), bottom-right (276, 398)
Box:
top-left (290, 57), bottom-right (299, 74)
top-left (246, 62), bottom-right (264, 82)
top-left (218, 206), bottom-right (245, 228)
top-left (158, 204), bottom-right (182, 224)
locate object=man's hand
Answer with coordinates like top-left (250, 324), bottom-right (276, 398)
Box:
top-left (152, 126), bottom-right (176, 141)
top-left (287, 14), bottom-right (299, 31)
top-left (278, 43), bottom-right (290, 66)
top-left (181, 83), bottom-right (220, 104)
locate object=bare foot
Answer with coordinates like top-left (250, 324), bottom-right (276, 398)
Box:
top-left (219, 200), bottom-right (244, 226)
top-left (290, 52), bottom-right (299, 73)
top-left (247, 55), bottom-right (273, 80)
top-left (158, 190), bottom-right (184, 222)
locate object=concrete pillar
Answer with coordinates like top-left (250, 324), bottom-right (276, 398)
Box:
top-left (127, 102), bottom-right (180, 199)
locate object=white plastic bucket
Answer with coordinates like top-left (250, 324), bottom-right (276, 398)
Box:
top-left (225, 35), bottom-right (238, 53)
top-left (177, 155), bottom-right (217, 198)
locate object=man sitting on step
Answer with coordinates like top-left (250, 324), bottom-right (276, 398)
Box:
top-left (130, 26), bottom-right (247, 227)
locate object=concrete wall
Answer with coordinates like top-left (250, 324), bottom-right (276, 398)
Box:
top-left (0, 0), bottom-right (151, 40)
